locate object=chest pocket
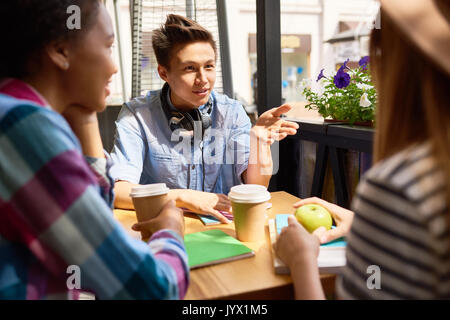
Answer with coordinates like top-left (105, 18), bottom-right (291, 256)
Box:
top-left (148, 151), bottom-right (184, 189)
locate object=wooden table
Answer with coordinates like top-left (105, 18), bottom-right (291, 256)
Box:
top-left (114, 191), bottom-right (336, 300)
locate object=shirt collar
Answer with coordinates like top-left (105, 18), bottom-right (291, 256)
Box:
top-left (0, 78), bottom-right (50, 108)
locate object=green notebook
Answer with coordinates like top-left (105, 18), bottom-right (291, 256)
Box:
top-left (184, 229), bottom-right (255, 269)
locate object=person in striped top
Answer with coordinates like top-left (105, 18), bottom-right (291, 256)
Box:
top-left (0, 1), bottom-right (189, 299)
top-left (274, 0), bottom-right (450, 299)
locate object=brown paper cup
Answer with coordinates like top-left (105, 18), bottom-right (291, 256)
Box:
top-left (232, 201), bottom-right (267, 242)
top-left (130, 183), bottom-right (170, 241)
top-left (132, 193), bottom-right (169, 222)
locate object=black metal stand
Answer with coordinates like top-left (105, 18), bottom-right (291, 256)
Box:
top-left (277, 120), bottom-right (374, 208)
top-left (256, 0), bottom-right (281, 192)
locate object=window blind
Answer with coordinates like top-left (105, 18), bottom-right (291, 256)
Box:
top-left (131, 0), bottom-right (224, 98)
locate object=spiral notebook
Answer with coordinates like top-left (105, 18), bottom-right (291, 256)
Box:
top-left (184, 229), bottom-right (255, 269)
top-left (269, 214), bottom-right (347, 274)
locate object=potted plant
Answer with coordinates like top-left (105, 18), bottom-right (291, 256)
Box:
top-left (299, 56), bottom-right (376, 126)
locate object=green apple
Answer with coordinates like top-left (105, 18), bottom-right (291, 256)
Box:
top-left (295, 204), bottom-right (332, 233)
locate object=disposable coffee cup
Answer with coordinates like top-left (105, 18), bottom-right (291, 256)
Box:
top-left (228, 184), bottom-right (271, 242)
top-left (130, 183), bottom-right (170, 223)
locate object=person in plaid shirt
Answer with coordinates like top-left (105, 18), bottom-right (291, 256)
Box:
top-left (0, 0), bottom-right (189, 299)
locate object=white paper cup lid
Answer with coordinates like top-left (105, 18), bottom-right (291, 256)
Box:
top-left (228, 184), bottom-right (271, 204)
top-left (130, 183), bottom-right (169, 198)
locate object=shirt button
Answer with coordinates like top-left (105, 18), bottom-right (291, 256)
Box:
top-left (192, 165), bottom-right (195, 169)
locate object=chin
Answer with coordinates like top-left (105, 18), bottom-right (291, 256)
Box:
top-left (197, 96), bottom-right (210, 106)
top-left (97, 102), bottom-right (107, 112)
top-left (90, 98), bottom-right (107, 113)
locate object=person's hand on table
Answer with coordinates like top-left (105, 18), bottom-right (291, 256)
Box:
top-left (132, 200), bottom-right (185, 239)
top-left (178, 190), bottom-right (232, 224)
top-left (293, 197), bottom-right (354, 244)
top-left (274, 215), bottom-right (320, 268)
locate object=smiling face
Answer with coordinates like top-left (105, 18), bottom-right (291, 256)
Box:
top-left (64, 4), bottom-right (118, 112)
top-left (158, 41), bottom-right (216, 111)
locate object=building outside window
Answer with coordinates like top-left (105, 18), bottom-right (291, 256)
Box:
top-left (105, 0), bottom-right (379, 111)
top-left (226, 0), bottom-right (379, 119)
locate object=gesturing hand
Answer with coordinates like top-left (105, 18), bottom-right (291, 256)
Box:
top-left (252, 104), bottom-right (299, 144)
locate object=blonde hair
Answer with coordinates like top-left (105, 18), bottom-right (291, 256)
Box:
top-left (370, 9), bottom-right (450, 206)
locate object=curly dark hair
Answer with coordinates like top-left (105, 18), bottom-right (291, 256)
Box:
top-left (152, 14), bottom-right (217, 69)
top-left (0, 0), bottom-right (100, 78)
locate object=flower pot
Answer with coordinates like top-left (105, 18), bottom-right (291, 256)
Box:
top-left (324, 119), bottom-right (374, 127)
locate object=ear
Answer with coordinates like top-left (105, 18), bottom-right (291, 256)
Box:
top-left (158, 65), bottom-right (169, 82)
top-left (45, 40), bottom-right (71, 71)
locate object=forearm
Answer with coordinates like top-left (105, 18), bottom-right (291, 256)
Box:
top-left (243, 164), bottom-right (271, 187)
top-left (114, 181), bottom-right (195, 213)
top-left (69, 196), bottom-right (189, 299)
top-left (148, 230), bottom-right (190, 299)
top-left (169, 189), bottom-right (214, 212)
top-left (114, 184), bottom-right (188, 210)
top-left (113, 180), bottom-right (137, 209)
top-left (290, 257), bottom-right (325, 300)
top-left (243, 131), bottom-right (272, 187)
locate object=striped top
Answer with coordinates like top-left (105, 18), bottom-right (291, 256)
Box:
top-left (0, 79), bottom-right (189, 299)
top-left (337, 142), bottom-right (450, 299)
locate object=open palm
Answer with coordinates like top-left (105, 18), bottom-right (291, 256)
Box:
top-left (253, 104), bottom-right (299, 144)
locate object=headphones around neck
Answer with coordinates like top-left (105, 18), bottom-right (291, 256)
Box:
top-left (160, 82), bottom-right (214, 192)
top-left (160, 82), bottom-right (212, 137)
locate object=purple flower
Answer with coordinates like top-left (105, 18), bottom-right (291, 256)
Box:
top-left (334, 69), bottom-right (351, 89)
top-left (340, 58), bottom-right (350, 72)
top-left (333, 58), bottom-right (351, 88)
top-left (359, 56), bottom-right (370, 70)
top-left (316, 69), bottom-right (325, 82)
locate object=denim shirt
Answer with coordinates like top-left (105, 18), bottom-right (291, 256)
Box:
top-left (109, 89), bottom-right (251, 195)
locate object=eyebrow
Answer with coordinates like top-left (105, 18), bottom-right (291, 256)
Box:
top-left (181, 60), bottom-right (215, 65)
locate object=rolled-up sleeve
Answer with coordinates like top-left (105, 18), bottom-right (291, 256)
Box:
top-left (227, 104), bottom-right (251, 184)
top-left (109, 106), bottom-right (145, 184)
